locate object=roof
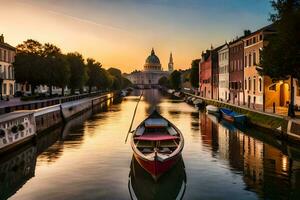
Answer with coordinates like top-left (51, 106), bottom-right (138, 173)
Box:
top-left (243, 24), bottom-right (276, 40)
top-left (145, 48), bottom-right (161, 65)
top-left (0, 42), bottom-right (16, 51)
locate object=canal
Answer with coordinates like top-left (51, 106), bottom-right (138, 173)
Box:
top-left (2, 89), bottom-right (300, 200)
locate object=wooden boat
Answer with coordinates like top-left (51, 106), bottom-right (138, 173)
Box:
top-left (220, 108), bottom-right (246, 124)
top-left (131, 110), bottom-right (184, 180)
top-left (206, 105), bottom-right (219, 114)
top-left (128, 156), bottom-right (186, 200)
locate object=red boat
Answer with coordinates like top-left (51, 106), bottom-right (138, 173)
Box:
top-left (130, 110), bottom-right (184, 180)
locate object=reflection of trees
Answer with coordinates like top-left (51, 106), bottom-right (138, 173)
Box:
top-left (0, 145), bottom-right (37, 200)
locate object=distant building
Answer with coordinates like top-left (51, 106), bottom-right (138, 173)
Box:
top-left (125, 48), bottom-right (170, 88)
top-left (0, 34), bottom-right (16, 98)
top-left (168, 52), bottom-right (174, 72)
top-left (218, 43), bottom-right (229, 102)
top-left (229, 38), bottom-right (244, 105)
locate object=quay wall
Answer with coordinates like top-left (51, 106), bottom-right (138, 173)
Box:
top-left (0, 91), bottom-right (119, 154)
top-left (183, 92), bottom-right (300, 143)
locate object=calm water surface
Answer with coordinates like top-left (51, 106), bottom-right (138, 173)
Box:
top-left (2, 89), bottom-right (300, 200)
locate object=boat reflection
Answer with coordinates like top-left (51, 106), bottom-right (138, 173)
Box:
top-left (128, 156), bottom-right (186, 200)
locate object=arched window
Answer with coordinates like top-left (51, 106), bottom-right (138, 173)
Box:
top-left (245, 56), bottom-right (247, 67)
top-left (259, 77), bottom-right (262, 92)
top-left (253, 52), bottom-right (256, 65)
top-left (245, 79), bottom-right (247, 90)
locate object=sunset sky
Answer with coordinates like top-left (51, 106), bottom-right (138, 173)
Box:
top-left (1, 0), bottom-right (272, 73)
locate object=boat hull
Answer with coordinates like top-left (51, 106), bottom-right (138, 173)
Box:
top-left (133, 151), bottom-right (181, 180)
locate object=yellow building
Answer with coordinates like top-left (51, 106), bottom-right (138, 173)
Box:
top-left (0, 34), bottom-right (15, 98)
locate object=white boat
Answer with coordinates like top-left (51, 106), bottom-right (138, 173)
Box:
top-left (206, 105), bottom-right (219, 114)
top-left (0, 111), bottom-right (36, 153)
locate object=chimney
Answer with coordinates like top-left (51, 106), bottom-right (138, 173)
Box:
top-left (0, 34), bottom-right (4, 43)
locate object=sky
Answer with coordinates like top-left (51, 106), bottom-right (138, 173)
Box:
top-left (0, 0), bottom-right (272, 73)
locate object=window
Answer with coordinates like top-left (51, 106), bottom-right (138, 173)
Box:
top-left (248, 77), bottom-right (251, 91)
top-left (253, 52), bottom-right (256, 65)
top-left (245, 79), bottom-right (247, 90)
top-left (245, 56), bottom-right (247, 67)
top-left (253, 37), bottom-right (256, 44)
top-left (296, 80), bottom-right (300, 96)
top-left (253, 76), bottom-right (256, 92)
top-left (259, 34), bottom-right (263, 41)
top-left (259, 77), bottom-right (262, 92)
top-left (249, 54), bottom-right (252, 66)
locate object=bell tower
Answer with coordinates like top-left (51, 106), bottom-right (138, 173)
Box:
top-left (168, 52), bottom-right (174, 72)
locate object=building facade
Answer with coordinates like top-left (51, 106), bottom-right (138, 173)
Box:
top-left (229, 39), bottom-right (244, 105)
top-left (199, 50), bottom-right (212, 98)
top-left (125, 49), bottom-right (170, 88)
top-left (243, 25), bottom-right (276, 109)
top-left (0, 34), bottom-right (15, 98)
top-left (218, 44), bottom-right (230, 102)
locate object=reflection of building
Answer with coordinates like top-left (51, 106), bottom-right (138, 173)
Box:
top-left (0, 34), bottom-right (15, 98)
top-left (0, 146), bottom-right (37, 200)
top-left (125, 49), bottom-right (170, 88)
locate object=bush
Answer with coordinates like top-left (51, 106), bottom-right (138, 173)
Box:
top-left (11, 125), bottom-right (18, 133)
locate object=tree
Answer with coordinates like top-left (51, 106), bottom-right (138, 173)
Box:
top-left (65, 53), bottom-right (87, 94)
top-left (190, 59), bottom-right (201, 88)
top-left (14, 39), bottom-right (44, 94)
top-left (122, 77), bottom-right (132, 89)
top-left (86, 58), bottom-right (103, 93)
top-left (43, 43), bottom-right (70, 96)
top-left (158, 76), bottom-right (170, 88)
top-left (169, 70), bottom-right (182, 90)
top-left (108, 68), bottom-right (123, 90)
top-left (260, 0), bottom-right (300, 117)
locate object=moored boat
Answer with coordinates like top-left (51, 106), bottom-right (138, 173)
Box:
top-left (220, 108), bottom-right (246, 124)
top-left (131, 110), bottom-right (184, 180)
top-left (193, 99), bottom-right (205, 109)
top-left (206, 105), bottom-right (219, 114)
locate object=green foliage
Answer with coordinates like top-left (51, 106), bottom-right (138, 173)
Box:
top-left (261, 0), bottom-right (300, 80)
top-left (66, 52), bottom-right (87, 94)
top-left (108, 68), bottom-right (123, 90)
top-left (14, 40), bottom-right (44, 94)
top-left (122, 77), bottom-right (132, 89)
top-left (169, 70), bottom-right (181, 90)
top-left (158, 76), bottom-right (170, 88)
top-left (190, 59), bottom-right (200, 88)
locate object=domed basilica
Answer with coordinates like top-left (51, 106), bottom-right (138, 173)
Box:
top-left (125, 48), bottom-right (173, 88)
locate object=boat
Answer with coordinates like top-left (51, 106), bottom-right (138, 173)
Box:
top-left (173, 91), bottom-right (181, 98)
top-left (131, 110), bottom-right (184, 180)
top-left (193, 99), bottom-right (205, 109)
top-left (128, 156), bottom-right (186, 200)
top-left (219, 108), bottom-right (247, 124)
top-left (206, 105), bottom-right (219, 114)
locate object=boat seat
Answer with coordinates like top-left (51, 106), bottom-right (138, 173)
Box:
top-left (159, 140), bottom-right (178, 148)
top-left (135, 126), bottom-right (145, 136)
top-left (142, 148), bottom-right (153, 153)
top-left (136, 141), bottom-right (154, 148)
top-left (159, 147), bottom-right (171, 153)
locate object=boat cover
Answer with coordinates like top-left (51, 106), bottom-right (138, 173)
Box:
top-left (145, 118), bottom-right (168, 128)
top-left (135, 134), bottom-right (179, 141)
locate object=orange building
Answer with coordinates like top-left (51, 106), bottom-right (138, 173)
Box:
top-left (243, 25), bottom-right (277, 110)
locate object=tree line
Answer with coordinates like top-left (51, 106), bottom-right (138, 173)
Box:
top-left (14, 39), bottom-right (131, 96)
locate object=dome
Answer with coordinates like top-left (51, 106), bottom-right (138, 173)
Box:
top-left (144, 48), bottom-right (162, 71)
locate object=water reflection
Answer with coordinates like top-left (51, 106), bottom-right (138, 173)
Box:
top-left (199, 111), bottom-right (300, 199)
top-left (128, 156), bottom-right (186, 200)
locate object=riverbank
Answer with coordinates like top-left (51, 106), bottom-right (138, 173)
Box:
top-left (0, 91), bottom-right (120, 155)
top-left (181, 92), bottom-right (300, 143)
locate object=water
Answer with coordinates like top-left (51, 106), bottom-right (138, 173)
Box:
top-left (1, 89), bottom-right (300, 200)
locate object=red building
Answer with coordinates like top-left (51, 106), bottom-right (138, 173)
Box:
top-left (199, 50), bottom-right (212, 98)
top-left (229, 38), bottom-right (244, 105)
